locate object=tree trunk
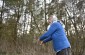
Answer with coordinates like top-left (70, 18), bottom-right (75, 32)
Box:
top-left (0, 0), bottom-right (4, 40)
top-left (44, 0), bottom-right (47, 31)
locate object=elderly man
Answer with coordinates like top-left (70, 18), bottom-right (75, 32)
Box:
top-left (38, 14), bottom-right (71, 55)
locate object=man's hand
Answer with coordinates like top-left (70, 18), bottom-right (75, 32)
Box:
top-left (40, 41), bottom-right (44, 46)
top-left (38, 39), bottom-right (45, 46)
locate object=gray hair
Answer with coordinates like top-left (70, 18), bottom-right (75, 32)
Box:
top-left (52, 14), bottom-right (58, 21)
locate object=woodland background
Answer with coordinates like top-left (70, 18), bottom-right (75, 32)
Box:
top-left (0, 0), bottom-right (85, 55)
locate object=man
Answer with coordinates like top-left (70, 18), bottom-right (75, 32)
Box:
top-left (38, 14), bottom-right (71, 55)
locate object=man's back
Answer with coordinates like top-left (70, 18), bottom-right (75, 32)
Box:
top-left (48, 21), bottom-right (70, 52)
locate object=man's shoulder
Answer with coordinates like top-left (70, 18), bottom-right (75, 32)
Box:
top-left (50, 22), bottom-right (58, 28)
top-left (52, 21), bottom-right (59, 25)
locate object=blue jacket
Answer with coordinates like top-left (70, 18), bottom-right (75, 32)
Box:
top-left (39, 21), bottom-right (70, 52)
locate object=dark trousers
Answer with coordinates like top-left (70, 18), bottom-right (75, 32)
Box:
top-left (56, 47), bottom-right (71, 55)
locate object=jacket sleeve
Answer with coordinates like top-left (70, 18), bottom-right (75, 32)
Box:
top-left (39, 23), bottom-right (58, 41)
top-left (43, 36), bottom-right (52, 43)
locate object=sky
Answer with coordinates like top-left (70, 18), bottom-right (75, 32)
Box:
top-left (0, 0), bottom-right (3, 7)
top-left (46, 0), bottom-right (52, 3)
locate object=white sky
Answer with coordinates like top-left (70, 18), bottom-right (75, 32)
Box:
top-left (0, 0), bottom-right (3, 7)
top-left (46, 0), bottom-right (52, 3)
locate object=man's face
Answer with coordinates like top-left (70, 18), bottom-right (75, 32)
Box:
top-left (48, 15), bottom-right (53, 24)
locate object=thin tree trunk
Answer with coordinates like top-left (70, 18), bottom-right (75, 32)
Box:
top-left (44, 0), bottom-right (47, 31)
top-left (0, 0), bottom-right (4, 40)
top-left (13, 6), bottom-right (20, 44)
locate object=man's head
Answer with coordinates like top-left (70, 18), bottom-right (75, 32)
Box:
top-left (48, 14), bottom-right (58, 24)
